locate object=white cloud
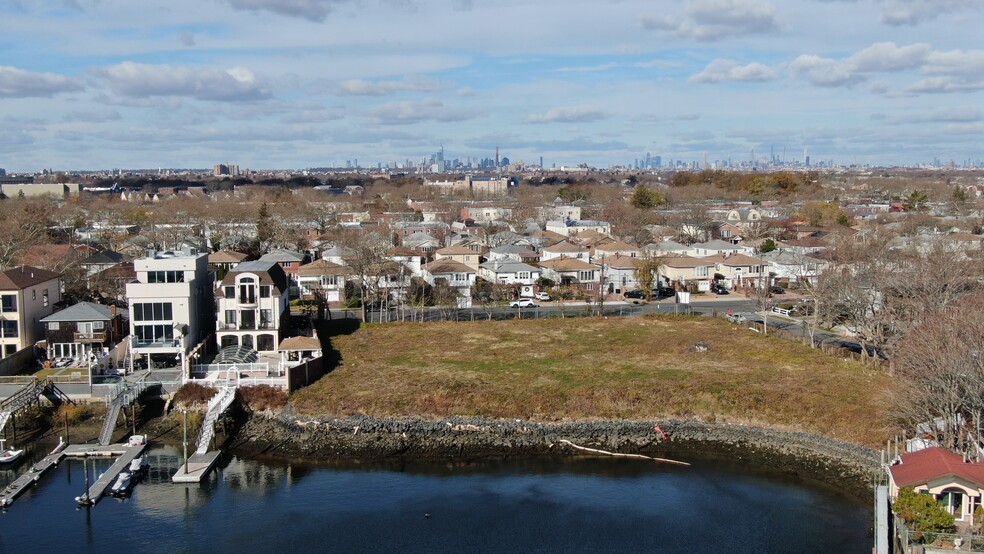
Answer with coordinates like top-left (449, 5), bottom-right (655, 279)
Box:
top-left (0, 66), bottom-right (83, 98)
top-left (370, 98), bottom-right (476, 125)
top-left (788, 55), bottom-right (864, 87)
top-left (690, 59), bottom-right (777, 83)
top-left (91, 62), bottom-right (272, 101)
top-left (878, 0), bottom-right (978, 26)
top-left (642, 0), bottom-right (779, 42)
top-left (225, 0), bottom-right (348, 22)
top-left (336, 77), bottom-right (448, 96)
top-left (789, 42), bottom-right (984, 92)
top-left (525, 106), bottom-right (609, 124)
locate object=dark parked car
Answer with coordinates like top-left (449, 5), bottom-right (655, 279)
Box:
top-left (770, 286), bottom-right (785, 295)
top-left (711, 284), bottom-right (729, 295)
top-left (623, 290), bottom-right (645, 299)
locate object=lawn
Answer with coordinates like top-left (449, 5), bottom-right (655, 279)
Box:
top-left (292, 315), bottom-right (892, 446)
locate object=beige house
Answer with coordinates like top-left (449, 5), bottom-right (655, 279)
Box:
top-left (434, 245), bottom-right (482, 272)
top-left (703, 253), bottom-right (768, 288)
top-left (889, 447), bottom-right (984, 526)
top-left (538, 257), bottom-right (600, 293)
top-left (296, 259), bottom-right (350, 303)
top-left (0, 266), bottom-right (62, 358)
top-left (660, 256), bottom-right (716, 290)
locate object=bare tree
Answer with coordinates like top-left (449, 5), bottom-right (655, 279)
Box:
top-left (888, 295), bottom-right (984, 452)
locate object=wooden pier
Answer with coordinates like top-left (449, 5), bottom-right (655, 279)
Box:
top-left (0, 440), bottom-right (67, 509)
top-left (172, 451), bottom-right (221, 483)
top-left (64, 443), bottom-right (147, 505)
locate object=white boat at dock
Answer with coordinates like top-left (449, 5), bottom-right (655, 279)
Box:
top-left (0, 439), bottom-right (24, 465)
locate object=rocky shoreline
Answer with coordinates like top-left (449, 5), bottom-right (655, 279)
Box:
top-left (224, 407), bottom-right (880, 500)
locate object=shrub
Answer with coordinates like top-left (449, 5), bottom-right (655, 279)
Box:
top-left (55, 403), bottom-right (95, 425)
top-left (893, 487), bottom-right (955, 542)
top-left (237, 385), bottom-right (288, 413)
top-left (172, 382), bottom-right (217, 408)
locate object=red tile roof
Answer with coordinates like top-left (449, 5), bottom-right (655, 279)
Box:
top-left (890, 446), bottom-right (984, 488)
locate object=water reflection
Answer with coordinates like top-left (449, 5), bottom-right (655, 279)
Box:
top-left (0, 444), bottom-right (872, 553)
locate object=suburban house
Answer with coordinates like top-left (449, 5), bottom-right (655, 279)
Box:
top-left (126, 248), bottom-right (214, 372)
top-left (542, 241), bottom-right (588, 262)
top-left (421, 259), bottom-right (476, 308)
top-left (595, 255), bottom-right (643, 294)
top-left (691, 239), bottom-right (753, 258)
top-left (647, 240), bottom-right (692, 257)
top-left (78, 250), bottom-right (125, 277)
top-left (760, 251), bottom-right (828, 283)
top-left (216, 261), bottom-right (290, 352)
top-left (208, 249), bottom-right (249, 279)
top-left (41, 301), bottom-right (124, 372)
top-left (888, 447), bottom-right (984, 526)
top-left (660, 256), bottom-right (716, 291)
top-left (258, 249), bottom-right (306, 281)
top-left (725, 207), bottom-right (764, 232)
top-left (87, 262), bottom-right (135, 302)
top-left (0, 266), bottom-right (62, 359)
top-left (296, 259), bottom-right (349, 303)
top-left (402, 232), bottom-right (441, 255)
top-left (540, 205), bottom-right (582, 221)
top-left (386, 247), bottom-right (427, 276)
top-left (538, 257), bottom-right (600, 293)
top-left (434, 245), bottom-right (482, 272)
top-left (704, 253), bottom-right (768, 288)
top-left (592, 240), bottom-right (640, 260)
top-left (545, 219), bottom-right (612, 237)
top-left (488, 244), bottom-right (538, 263)
top-left (479, 260), bottom-right (541, 286)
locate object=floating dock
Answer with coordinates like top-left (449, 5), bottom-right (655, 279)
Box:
top-left (0, 441), bottom-right (67, 509)
top-left (172, 451), bottom-right (221, 483)
top-left (63, 443), bottom-right (147, 505)
top-left (0, 439), bottom-right (146, 509)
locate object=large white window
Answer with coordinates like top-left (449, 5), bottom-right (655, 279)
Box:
top-left (133, 303), bottom-right (173, 321)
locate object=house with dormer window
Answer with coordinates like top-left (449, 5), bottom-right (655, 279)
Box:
top-left (215, 261), bottom-right (290, 352)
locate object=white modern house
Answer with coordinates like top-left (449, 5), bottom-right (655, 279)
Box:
top-left (126, 248), bottom-right (214, 372)
top-left (215, 261), bottom-right (290, 352)
top-left (479, 260), bottom-right (541, 286)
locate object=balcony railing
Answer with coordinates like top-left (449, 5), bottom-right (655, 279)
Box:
top-left (74, 331), bottom-right (107, 342)
top-left (216, 322), bottom-right (274, 331)
top-left (132, 339), bottom-right (181, 349)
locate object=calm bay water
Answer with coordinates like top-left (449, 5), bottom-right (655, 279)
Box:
top-left (0, 444), bottom-right (871, 553)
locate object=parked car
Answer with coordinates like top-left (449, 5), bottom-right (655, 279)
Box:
top-left (510, 298), bottom-right (538, 308)
top-left (655, 288), bottom-right (675, 299)
top-left (770, 286), bottom-right (785, 295)
top-left (711, 285), bottom-right (729, 295)
top-left (623, 290), bottom-right (645, 299)
top-left (534, 292), bottom-right (551, 301)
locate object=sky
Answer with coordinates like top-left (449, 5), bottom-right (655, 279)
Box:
top-left (1, 0), bottom-right (983, 172)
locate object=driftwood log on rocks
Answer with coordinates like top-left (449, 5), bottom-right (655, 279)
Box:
top-left (557, 439), bottom-right (690, 466)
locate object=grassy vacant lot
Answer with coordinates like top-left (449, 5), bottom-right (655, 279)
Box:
top-left (292, 316), bottom-right (891, 447)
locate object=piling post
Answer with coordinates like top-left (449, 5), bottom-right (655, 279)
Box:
top-left (182, 409), bottom-right (188, 474)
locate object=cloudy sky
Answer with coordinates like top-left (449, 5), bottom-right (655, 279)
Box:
top-left (1, 0), bottom-right (982, 171)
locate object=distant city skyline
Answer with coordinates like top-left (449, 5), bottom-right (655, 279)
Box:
top-left (1, 0), bottom-right (983, 173)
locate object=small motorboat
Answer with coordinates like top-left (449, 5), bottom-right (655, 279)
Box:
top-left (129, 455), bottom-right (149, 475)
top-left (75, 494), bottom-right (94, 507)
top-left (109, 471), bottom-right (134, 497)
top-left (0, 440), bottom-right (24, 464)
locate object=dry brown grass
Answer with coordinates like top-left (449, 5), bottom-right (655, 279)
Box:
top-left (292, 316), bottom-right (892, 446)
top-left (172, 382), bottom-right (217, 409)
top-left (237, 385), bottom-right (288, 413)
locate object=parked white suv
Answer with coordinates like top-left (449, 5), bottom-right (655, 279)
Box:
top-left (534, 292), bottom-right (551, 301)
top-left (510, 298), bottom-right (538, 308)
